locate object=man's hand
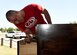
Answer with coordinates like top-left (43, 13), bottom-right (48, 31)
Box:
top-left (24, 28), bottom-right (34, 43)
top-left (25, 28), bottom-right (33, 37)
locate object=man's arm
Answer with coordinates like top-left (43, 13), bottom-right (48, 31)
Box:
top-left (24, 28), bottom-right (34, 43)
top-left (42, 9), bottom-right (52, 24)
top-left (24, 28), bottom-right (32, 37)
top-left (24, 28), bottom-right (34, 38)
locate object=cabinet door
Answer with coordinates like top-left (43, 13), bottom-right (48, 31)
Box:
top-left (36, 24), bottom-right (77, 55)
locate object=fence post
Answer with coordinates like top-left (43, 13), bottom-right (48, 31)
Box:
top-left (17, 41), bottom-right (19, 55)
top-left (10, 38), bottom-right (12, 48)
top-left (1, 38), bottom-right (3, 46)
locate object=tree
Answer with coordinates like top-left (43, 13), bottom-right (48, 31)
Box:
top-left (0, 28), bottom-right (4, 32)
top-left (7, 27), bottom-right (14, 32)
top-left (70, 21), bottom-right (77, 24)
top-left (14, 28), bottom-right (20, 31)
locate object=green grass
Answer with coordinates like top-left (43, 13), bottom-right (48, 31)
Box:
top-left (0, 45), bottom-right (17, 55)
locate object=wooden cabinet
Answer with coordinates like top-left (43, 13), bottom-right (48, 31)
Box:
top-left (36, 24), bottom-right (77, 55)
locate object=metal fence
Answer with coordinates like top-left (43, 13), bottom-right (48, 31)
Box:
top-left (0, 38), bottom-right (18, 48)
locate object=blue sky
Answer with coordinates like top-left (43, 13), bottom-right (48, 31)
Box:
top-left (0, 0), bottom-right (77, 28)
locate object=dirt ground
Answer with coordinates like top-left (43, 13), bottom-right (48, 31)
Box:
top-left (0, 33), bottom-right (5, 38)
top-left (0, 33), bottom-right (37, 55)
top-left (0, 42), bottom-right (37, 55)
top-left (0, 45), bottom-right (17, 55)
top-left (0, 33), bottom-right (17, 55)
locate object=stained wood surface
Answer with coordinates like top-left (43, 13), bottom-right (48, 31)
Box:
top-left (19, 42), bottom-right (37, 55)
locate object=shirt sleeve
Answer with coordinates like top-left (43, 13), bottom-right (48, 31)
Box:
top-left (35, 4), bottom-right (43, 13)
top-left (33, 4), bottom-right (44, 13)
top-left (21, 4), bottom-right (44, 14)
top-left (27, 4), bottom-right (44, 13)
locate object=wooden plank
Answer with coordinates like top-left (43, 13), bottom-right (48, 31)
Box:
top-left (19, 41), bottom-right (37, 55)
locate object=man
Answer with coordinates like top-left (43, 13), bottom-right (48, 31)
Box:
top-left (6, 4), bottom-right (52, 42)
